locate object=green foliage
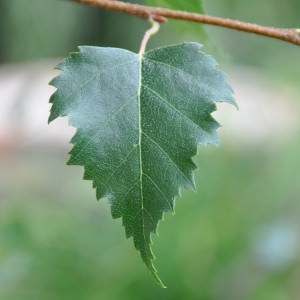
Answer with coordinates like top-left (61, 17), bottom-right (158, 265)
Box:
top-left (49, 42), bottom-right (235, 285)
top-left (146, 0), bottom-right (207, 39)
top-left (146, 0), bottom-right (204, 12)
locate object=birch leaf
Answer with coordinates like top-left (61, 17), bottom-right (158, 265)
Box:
top-left (49, 42), bottom-right (235, 287)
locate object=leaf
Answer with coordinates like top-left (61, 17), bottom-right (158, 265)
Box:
top-left (146, 0), bottom-right (207, 39)
top-left (146, 0), bottom-right (204, 13)
top-left (49, 42), bottom-right (235, 287)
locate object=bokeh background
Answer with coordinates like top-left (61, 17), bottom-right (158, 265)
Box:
top-left (0, 0), bottom-right (300, 299)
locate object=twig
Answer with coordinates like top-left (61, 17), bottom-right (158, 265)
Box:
top-left (71, 0), bottom-right (300, 46)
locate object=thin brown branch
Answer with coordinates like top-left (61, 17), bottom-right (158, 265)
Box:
top-left (72, 0), bottom-right (300, 46)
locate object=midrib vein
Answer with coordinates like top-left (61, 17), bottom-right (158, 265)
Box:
top-left (137, 54), bottom-right (146, 254)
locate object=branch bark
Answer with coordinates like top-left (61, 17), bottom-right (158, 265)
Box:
top-left (71, 0), bottom-right (300, 46)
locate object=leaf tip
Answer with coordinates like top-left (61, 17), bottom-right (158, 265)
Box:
top-left (154, 277), bottom-right (167, 289)
top-left (150, 267), bottom-right (167, 288)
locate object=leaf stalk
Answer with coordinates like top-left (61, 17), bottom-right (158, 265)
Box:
top-left (139, 19), bottom-right (160, 56)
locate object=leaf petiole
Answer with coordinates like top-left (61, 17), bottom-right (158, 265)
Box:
top-left (139, 18), bottom-right (160, 56)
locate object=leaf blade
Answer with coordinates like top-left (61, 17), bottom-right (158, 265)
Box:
top-left (49, 42), bottom-right (235, 287)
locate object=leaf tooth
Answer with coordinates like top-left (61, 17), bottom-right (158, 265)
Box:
top-left (54, 57), bottom-right (73, 71)
top-left (48, 93), bottom-right (66, 123)
top-left (199, 52), bottom-right (237, 108)
top-left (95, 184), bottom-right (108, 200)
top-left (49, 75), bottom-right (60, 88)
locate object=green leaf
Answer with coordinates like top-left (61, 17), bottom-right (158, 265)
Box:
top-left (146, 0), bottom-right (207, 39)
top-left (146, 0), bottom-right (204, 13)
top-left (49, 42), bottom-right (235, 287)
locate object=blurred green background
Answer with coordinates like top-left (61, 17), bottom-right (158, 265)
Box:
top-left (0, 0), bottom-right (300, 299)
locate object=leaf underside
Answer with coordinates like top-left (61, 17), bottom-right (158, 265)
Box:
top-left (49, 42), bottom-right (235, 287)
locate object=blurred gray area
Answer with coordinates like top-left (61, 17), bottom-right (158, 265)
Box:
top-left (0, 0), bottom-right (300, 299)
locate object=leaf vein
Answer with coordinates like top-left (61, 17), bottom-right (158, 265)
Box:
top-left (145, 57), bottom-right (209, 91)
top-left (141, 131), bottom-right (191, 185)
top-left (70, 94), bottom-right (136, 162)
top-left (59, 58), bottom-right (137, 107)
top-left (143, 173), bottom-right (172, 211)
top-left (99, 145), bottom-right (138, 190)
top-left (143, 84), bottom-right (207, 133)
